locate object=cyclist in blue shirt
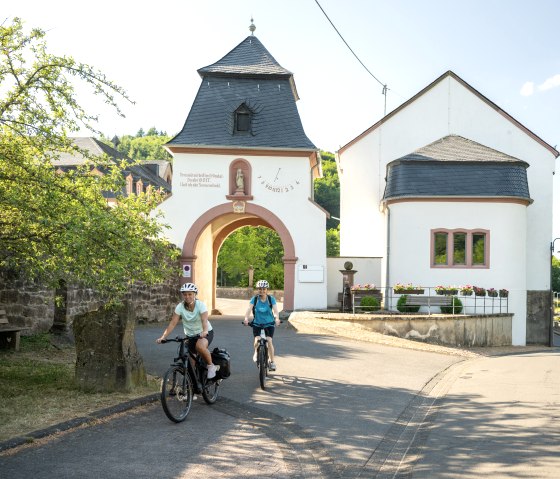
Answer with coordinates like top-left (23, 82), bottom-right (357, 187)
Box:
top-left (243, 279), bottom-right (280, 370)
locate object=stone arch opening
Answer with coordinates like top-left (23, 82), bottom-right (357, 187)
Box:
top-left (181, 202), bottom-right (297, 312)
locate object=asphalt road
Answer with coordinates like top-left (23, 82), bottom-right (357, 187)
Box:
top-left (2, 304), bottom-right (559, 478)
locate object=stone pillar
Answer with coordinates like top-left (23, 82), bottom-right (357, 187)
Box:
top-left (73, 301), bottom-right (147, 392)
top-left (340, 262), bottom-right (357, 312)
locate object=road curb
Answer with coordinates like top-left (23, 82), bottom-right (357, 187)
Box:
top-left (0, 394), bottom-right (158, 453)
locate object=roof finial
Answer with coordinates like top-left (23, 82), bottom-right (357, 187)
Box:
top-left (249, 17), bottom-right (256, 35)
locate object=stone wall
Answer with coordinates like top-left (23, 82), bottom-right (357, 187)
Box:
top-left (217, 287), bottom-right (284, 301)
top-left (289, 311), bottom-right (513, 347)
top-left (526, 290), bottom-right (550, 344)
top-left (0, 276), bottom-right (54, 334)
top-left (0, 272), bottom-right (180, 335)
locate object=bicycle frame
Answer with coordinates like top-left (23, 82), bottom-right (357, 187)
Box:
top-left (245, 321), bottom-right (270, 390)
top-left (159, 335), bottom-right (221, 423)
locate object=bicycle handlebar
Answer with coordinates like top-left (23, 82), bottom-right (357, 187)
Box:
top-left (241, 320), bottom-right (283, 326)
top-left (160, 334), bottom-right (201, 344)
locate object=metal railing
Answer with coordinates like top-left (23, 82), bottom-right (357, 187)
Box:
top-left (346, 286), bottom-right (509, 315)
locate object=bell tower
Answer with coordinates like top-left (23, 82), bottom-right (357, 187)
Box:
top-left (160, 22), bottom-right (328, 312)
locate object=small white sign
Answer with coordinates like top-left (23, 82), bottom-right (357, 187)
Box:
top-left (182, 264), bottom-right (191, 278)
top-left (297, 265), bottom-right (324, 283)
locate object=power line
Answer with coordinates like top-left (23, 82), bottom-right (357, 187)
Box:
top-left (314, 0), bottom-right (389, 114)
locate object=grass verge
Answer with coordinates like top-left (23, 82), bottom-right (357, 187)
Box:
top-left (0, 333), bottom-right (159, 443)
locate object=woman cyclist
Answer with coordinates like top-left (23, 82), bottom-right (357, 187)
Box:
top-left (243, 280), bottom-right (280, 370)
top-left (156, 282), bottom-right (217, 379)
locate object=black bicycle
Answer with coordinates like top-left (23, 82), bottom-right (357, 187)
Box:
top-left (244, 321), bottom-right (278, 390)
top-left (159, 336), bottom-right (227, 423)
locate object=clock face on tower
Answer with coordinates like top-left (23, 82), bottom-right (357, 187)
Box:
top-left (257, 167), bottom-right (301, 193)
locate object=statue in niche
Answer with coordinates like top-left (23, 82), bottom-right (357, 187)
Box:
top-left (235, 168), bottom-right (245, 194)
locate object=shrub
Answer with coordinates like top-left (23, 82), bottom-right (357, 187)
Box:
top-left (359, 296), bottom-right (380, 312)
top-left (396, 295), bottom-right (420, 313)
top-left (440, 297), bottom-right (463, 314)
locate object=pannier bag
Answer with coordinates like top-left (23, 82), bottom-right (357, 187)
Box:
top-left (211, 347), bottom-right (231, 379)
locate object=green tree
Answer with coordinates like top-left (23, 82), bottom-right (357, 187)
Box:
top-left (217, 226), bottom-right (284, 289)
top-left (106, 130), bottom-right (172, 162)
top-left (0, 18), bottom-right (177, 299)
top-left (326, 226), bottom-right (340, 257)
top-left (314, 150), bottom-right (340, 230)
top-left (552, 256), bottom-right (560, 292)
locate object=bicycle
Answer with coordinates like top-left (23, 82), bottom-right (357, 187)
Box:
top-left (159, 336), bottom-right (226, 423)
top-left (244, 320), bottom-right (280, 390)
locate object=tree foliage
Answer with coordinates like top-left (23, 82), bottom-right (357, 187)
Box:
top-left (552, 256), bottom-right (560, 292)
top-left (314, 151), bottom-right (340, 231)
top-left (106, 129), bottom-right (172, 162)
top-left (0, 18), bottom-right (178, 299)
top-left (326, 226), bottom-right (340, 257)
top-left (217, 227), bottom-right (284, 289)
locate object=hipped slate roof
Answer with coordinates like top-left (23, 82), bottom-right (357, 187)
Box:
top-left (168, 36), bottom-right (315, 150)
top-left (197, 35), bottom-right (293, 78)
top-left (383, 135), bottom-right (531, 202)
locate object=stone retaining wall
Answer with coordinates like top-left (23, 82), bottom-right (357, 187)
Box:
top-left (0, 274), bottom-right (179, 335)
top-left (289, 311), bottom-right (513, 347)
top-left (217, 287), bottom-right (284, 301)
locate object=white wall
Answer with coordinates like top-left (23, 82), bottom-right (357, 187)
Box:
top-left (157, 151), bottom-right (328, 310)
top-left (326, 257), bottom-right (382, 308)
top-left (388, 201), bottom-right (527, 344)
top-left (338, 73), bottom-right (556, 345)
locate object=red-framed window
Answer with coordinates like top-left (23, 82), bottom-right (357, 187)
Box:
top-left (431, 229), bottom-right (489, 268)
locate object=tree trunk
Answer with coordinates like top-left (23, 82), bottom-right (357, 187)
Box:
top-left (73, 302), bottom-right (147, 392)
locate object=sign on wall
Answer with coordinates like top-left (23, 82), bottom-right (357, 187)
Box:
top-left (298, 265), bottom-right (324, 283)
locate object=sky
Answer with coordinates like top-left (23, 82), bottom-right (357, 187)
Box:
top-left (5, 0), bottom-right (560, 232)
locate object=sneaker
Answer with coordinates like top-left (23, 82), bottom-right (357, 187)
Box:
top-left (253, 351), bottom-right (257, 363)
top-left (207, 364), bottom-right (217, 379)
top-left (269, 362), bottom-right (276, 371)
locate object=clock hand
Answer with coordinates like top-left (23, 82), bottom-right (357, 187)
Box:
top-left (274, 168), bottom-right (281, 182)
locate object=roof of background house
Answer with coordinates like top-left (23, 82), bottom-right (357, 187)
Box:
top-left (383, 135), bottom-right (531, 202)
top-left (168, 35), bottom-right (315, 150)
top-left (52, 137), bottom-right (172, 193)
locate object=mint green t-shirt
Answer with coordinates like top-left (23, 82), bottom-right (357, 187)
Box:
top-left (174, 299), bottom-right (212, 337)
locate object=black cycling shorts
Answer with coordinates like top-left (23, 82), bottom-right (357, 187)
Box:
top-left (252, 324), bottom-right (275, 338)
top-left (187, 329), bottom-right (214, 351)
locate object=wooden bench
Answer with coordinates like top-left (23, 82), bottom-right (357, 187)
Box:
top-left (0, 309), bottom-right (24, 351)
top-left (404, 295), bottom-right (456, 314)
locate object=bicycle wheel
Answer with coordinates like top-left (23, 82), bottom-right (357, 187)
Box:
top-left (161, 366), bottom-right (193, 423)
top-left (258, 344), bottom-right (268, 390)
top-left (201, 375), bottom-right (221, 404)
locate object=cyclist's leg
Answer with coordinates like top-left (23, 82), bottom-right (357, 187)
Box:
top-left (195, 332), bottom-right (214, 366)
top-left (251, 325), bottom-right (260, 361)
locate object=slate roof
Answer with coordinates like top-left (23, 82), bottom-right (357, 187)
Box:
top-left (197, 36), bottom-right (293, 78)
top-left (168, 36), bottom-right (315, 150)
top-left (383, 135), bottom-right (531, 201)
top-left (52, 137), bottom-right (172, 196)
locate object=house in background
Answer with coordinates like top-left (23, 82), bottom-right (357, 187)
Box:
top-left (337, 71), bottom-right (559, 346)
top-left (52, 137), bottom-right (172, 204)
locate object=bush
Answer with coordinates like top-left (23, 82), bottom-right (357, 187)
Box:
top-left (397, 295), bottom-right (420, 313)
top-left (440, 297), bottom-right (463, 314)
top-left (359, 296), bottom-right (380, 312)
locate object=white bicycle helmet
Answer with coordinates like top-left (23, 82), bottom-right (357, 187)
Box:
top-left (180, 283), bottom-right (198, 293)
top-left (256, 280), bottom-right (269, 289)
